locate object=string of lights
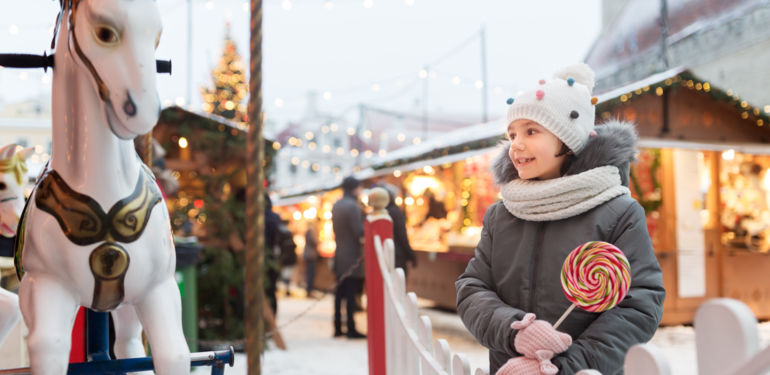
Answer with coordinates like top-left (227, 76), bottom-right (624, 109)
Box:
top-left (1, 3), bottom-right (508, 120)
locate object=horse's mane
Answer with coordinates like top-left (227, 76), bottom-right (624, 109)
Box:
top-left (0, 154), bottom-right (27, 186)
top-left (51, 0), bottom-right (78, 49)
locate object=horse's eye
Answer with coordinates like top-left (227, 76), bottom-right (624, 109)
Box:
top-left (94, 26), bottom-right (119, 45)
top-left (0, 182), bottom-right (6, 190)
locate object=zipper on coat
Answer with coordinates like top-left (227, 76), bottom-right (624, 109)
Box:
top-left (528, 222), bottom-right (546, 313)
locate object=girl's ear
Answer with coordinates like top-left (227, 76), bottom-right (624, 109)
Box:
top-left (555, 142), bottom-right (573, 157)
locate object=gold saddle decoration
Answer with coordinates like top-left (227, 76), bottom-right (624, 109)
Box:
top-left (18, 167), bottom-right (162, 311)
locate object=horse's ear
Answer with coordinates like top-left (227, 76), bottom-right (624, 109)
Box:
top-left (17, 147), bottom-right (35, 161)
top-left (0, 144), bottom-right (17, 160)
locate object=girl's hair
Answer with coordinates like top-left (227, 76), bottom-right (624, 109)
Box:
top-left (555, 142), bottom-right (575, 176)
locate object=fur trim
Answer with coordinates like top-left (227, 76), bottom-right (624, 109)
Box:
top-left (564, 120), bottom-right (637, 186)
top-left (490, 120), bottom-right (637, 186)
top-left (491, 140), bottom-right (519, 186)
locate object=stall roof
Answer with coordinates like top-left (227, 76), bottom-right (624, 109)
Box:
top-left (274, 119), bottom-right (509, 204)
top-left (596, 67), bottom-right (770, 125)
top-left (159, 105), bottom-right (250, 132)
top-left (370, 119), bottom-right (507, 171)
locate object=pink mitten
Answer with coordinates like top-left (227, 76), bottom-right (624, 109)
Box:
top-left (495, 356), bottom-right (540, 375)
top-left (511, 313), bottom-right (572, 358)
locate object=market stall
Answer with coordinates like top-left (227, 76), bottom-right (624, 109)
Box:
top-left (597, 68), bottom-right (770, 324)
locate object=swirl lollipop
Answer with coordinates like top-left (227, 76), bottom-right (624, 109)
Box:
top-left (553, 241), bottom-right (631, 329)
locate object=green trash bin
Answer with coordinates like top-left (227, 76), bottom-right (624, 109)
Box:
top-left (175, 241), bottom-right (202, 352)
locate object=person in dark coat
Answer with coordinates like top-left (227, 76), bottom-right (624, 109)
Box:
top-left (382, 184), bottom-right (417, 276)
top-left (303, 219), bottom-right (320, 296)
top-left (456, 64), bottom-right (665, 374)
top-left (331, 176), bottom-right (366, 339)
top-left (263, 193), bottom-right (281, 315)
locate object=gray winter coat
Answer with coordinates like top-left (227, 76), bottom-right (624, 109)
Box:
top-left (332, 193), bottom-right (365, 279)
top-left (456, 121), bottom-right (665, 374)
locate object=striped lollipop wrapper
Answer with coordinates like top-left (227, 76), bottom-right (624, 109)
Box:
top-left (553, 241), bottom-right (631, 329)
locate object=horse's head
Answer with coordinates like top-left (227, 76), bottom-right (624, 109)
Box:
top-left (56, 0), bottom-right (162, 139)
top-left (0, 144), bottom-right (33, 237)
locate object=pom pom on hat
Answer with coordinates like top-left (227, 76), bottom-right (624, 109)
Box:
top-left (553, 63), bottom-right (595, 92)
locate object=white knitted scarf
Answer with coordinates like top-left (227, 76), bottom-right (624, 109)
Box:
top-left (500, 165), bottom-right (629, 221)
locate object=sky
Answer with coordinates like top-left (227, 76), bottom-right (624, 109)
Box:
top-left (0, 0), bottom-right (602, 130)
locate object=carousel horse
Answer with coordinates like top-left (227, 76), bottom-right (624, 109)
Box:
top-left (16, 0), bottom-right (189, 374)
top-left (0, 144), bottom-right (32, 346)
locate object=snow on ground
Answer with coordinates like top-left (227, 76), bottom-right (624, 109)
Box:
top-left (200, 290), bottom-right (770, 375)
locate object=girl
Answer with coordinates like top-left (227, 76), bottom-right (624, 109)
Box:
top-left (455, 63), bottom-right (665, 374)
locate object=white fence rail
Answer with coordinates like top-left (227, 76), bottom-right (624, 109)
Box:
top-left (373, 235), bottom-right (488, 375)
top-left (624, 298), bottom-right (770, 375)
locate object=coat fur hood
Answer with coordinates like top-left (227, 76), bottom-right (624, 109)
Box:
top-left (491, 120), bottom-right (637, 187)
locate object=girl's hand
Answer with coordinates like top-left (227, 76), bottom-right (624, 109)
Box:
top-left (511, 313), bottom-right (572, 357)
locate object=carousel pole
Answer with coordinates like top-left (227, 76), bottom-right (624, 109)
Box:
top-left (245, 0), bottom-right (265, 374)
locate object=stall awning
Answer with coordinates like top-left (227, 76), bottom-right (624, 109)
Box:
top-left (638, 137), bottom-right (770, 155)
top-left (370, 119), bottom-right (506, 171)
top-left (160, 105), bottom-right (250, 132)
top-left (274, 119), bottom-right (507, 204)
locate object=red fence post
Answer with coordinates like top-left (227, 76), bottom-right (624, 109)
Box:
top-left (69, 307), bottom-right (86, 363)
top-left (364, 188), bottom-right (393, 375)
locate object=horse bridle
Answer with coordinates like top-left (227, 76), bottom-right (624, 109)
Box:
top-left (0, 0), bottom-right (171, 78)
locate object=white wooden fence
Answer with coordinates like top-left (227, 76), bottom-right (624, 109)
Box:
top-left (373, 234), bottom-right (488, 375)
top-left (624, 298), bottom-right (770, 375)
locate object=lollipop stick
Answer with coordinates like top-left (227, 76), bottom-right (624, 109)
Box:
top-left (553, 303), bottom-right (576, 329)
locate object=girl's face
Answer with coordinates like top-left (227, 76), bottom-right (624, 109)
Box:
top-left (507, 119), bottom-right (566, 180)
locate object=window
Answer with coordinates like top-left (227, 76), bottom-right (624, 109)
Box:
top-left (720, 151), bottom-right (770, 252)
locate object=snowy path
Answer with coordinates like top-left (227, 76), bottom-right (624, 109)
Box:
top-left (198, 292), bottom-right (770, 374)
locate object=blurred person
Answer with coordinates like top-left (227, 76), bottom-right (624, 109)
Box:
top-left (263, 193), bottom-right (281, 315)
top-left (303, 218), bottom-right (320, 297)
top-left (331, 176), bottom-right (366, 339)
top-left (277, 220), bottom-right (297, 296)
top-left (423, 188), bottom-right (447, 222)
top-left (382, 184), bottom-right (417, 277)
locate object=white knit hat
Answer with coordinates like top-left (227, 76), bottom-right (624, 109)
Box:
top-left (506, 63), bottom-right (597, 154)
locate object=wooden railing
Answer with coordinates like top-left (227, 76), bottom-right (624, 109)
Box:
top-left (372, 233), bottom-right (488, 375)
top-left (624, 298), bottom-right (770, 375)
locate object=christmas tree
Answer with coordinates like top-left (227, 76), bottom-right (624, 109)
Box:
top-left (201, 22), bottom-right (248, 123)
